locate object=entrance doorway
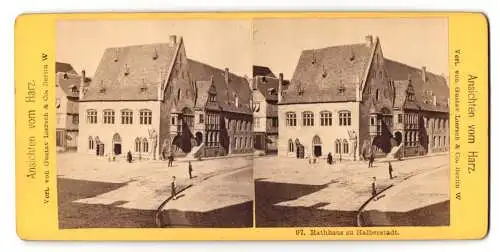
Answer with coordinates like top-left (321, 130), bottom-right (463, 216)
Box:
top-left (112, 133), bottom-right (122, 155)
top-left (312, 135), bottom-right (322, 157)
top-left (195, 132), bottom-right (203, 146)
top-left (394, 131), bottom-right (402, 145)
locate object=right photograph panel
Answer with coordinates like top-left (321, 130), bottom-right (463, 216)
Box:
top-left (252, 18), bottom-right (450, 227)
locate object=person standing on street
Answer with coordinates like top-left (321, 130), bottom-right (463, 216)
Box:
top-left (168, 152), bottom-right (174, 167)
top-left (188, 161), bottom-right (193, 179)
top-left (327, 152), bottom-right (333, 165)
top-left (368, 152), bottom-right (375, 168)
top-left (388, 161), bottom-right (393, 179)
top-left (127, 150), bottom-right (132, 163)
top-left (171, 176), bottom-right (177, 200)
top-left (371, 176), bottom-right (377, 198)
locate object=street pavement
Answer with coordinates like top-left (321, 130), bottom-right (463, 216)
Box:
top-left (57, 153), bottom-right (253, 211)
top-left (254, 154), bottom-right (449, 226)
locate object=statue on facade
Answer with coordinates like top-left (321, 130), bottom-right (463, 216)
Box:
top-left (148, 129), bottom-right (158, 160)
top-left (348, 130), bottom-right (358, 161)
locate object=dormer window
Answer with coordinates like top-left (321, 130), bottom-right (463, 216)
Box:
top-left (261, 76), bottom-right (267, 83)
top-left (124, 64), bottom-right (129, 76)
top-left (140, 79), bottom-right (147, 93)
top-left (338, 85), bottom-right (346, 95)
top-left (153, 48), bottom-right (158, 60)
top-left (71, 86), bottom-right (78, 95)
top-left (99, 80), bottom-right (106, 93)
top-left (63, 73), bottom-right (68, 79)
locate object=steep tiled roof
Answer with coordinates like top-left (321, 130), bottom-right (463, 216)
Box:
top-left (282, 43), bottom-right (372, 104)
top-left (56, 62), bottom-right (77, 74)
top-left (254, 76), bottom-right (279, 102)
top-left (252, 65), bottom-right (276, 78)
top-left (194, 80), bottom-right (211, 107)
top-left (188, 59), bottom-right (252, 115)
top-left (386, 59), bottom-right (449, 113)
top-left (83, 42), bottom-right (179, 101)
top-left (56, 72), bottom-right (82, 98)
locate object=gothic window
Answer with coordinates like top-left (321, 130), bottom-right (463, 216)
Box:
top-left (88, 136), bottom-right (94, 150)
top-left (335, 139), bottom-right (341, 154)
top-left (143, 138), bottom-right (149, 153)
top-left (343, 139), bottom-right (349, 154)
top-left (288, 139), bottom-right (294, 153)
top-left (135, 137), bottom-right (141, 152)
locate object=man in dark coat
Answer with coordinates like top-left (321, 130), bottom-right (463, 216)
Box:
top-left (171, 176), bottom-right (177, 200)
top-left (188, 161), bottom-right (193, 179)
top-left (327, 152), bottom-right (333, 165)
top-left (371, 177), bottom-right (377, 198)
top-left (388, 161), bottom-right (393, 179)
top-left (168, 152), bottom-right (174, 167)
top-left (127, 150), bottom-right (132, 163)
top-left (368, 152), bottom-right (375, 168)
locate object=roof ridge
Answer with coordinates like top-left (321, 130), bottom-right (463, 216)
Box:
top-left (384, 58), bottom-right (444, 79)
top-left (302, 43), bottom-right (367, 53)
top-left (104, 41), bottom-right (181, 50)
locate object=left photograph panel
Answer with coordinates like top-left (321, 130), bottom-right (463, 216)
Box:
top-left (55, 20), bottom-right (254, 228)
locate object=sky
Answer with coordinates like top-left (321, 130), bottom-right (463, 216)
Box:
top-left (252, 18), bottom-right (448, 79)
top-left (57, 18), bottom-right (448, 79)
top-left (56, 20), bottom-right (253, 77)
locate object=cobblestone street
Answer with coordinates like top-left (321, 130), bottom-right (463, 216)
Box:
top-left (57, 153), bottom-right (253, 228)
top-left (254, 154), bottom-right (449, 227)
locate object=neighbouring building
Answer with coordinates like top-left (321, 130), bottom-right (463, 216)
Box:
top-left (251, 65), bottom-right (288, 153)
top-left (77, 35), bottom-right (253, 159)
top-left (278, 35), bottom-right (449, 160)
top-left (55, 62), bottom-right (90, 152)
top-left (187, 59), bottom-right (254, 157)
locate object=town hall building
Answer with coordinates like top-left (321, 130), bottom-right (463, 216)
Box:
top-left (77, 35), bottom-right (253, 159)
top-left (277, 35), bottom-right (449, 160)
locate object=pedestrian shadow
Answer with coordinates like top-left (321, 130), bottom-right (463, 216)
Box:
top-left (359, 200), bottom-right (450, 226)
top-left (255, 180), bottom-right (358, 227)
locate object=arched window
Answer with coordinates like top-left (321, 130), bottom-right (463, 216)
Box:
top-left (88, 136), bottom-right (94, 150)
top-left (288, 139), bottom-right (294, 153)
top-left (87, 109), bottom-right (98, 124)
top-left (286, 112), bottom-right (297, 126)
top-left (320, 110), bottom-right (333, 126)
top-left (140, 109), bottom-right (152, 125)
top-left (239, 137), bottom-right (243, 149)
top-left (335, 139), bottom-right (341, 154)
top-left (143, 138), bottom-right (149, 153)
top-left (121, 109), bottom-right (133, 124)
top-left (135, 137), bottom-right (141, 152)
top-left (103, 109), bottom-right (115, 124)
top-left (339, 110), bottom-right (351, 126)
top-left (302, 111), bottom-right (314, 126)
top-left (343, 139), bottom-right (349, 154)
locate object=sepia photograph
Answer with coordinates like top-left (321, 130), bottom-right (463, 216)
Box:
top-left (55, 20), bottom-right (254, 228)
top-left (252, 18), bottom-right (450, 227)
top-left (55, 17), bottom-right (451, 229)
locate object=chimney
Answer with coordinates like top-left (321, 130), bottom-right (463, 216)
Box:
top-left (224, 68), bottom-right (229, 85)
top-left (169, 35), bottom-right (177, 46)
top-left (421, 66), bottom-right (427, 82)
top-left (252, 78), bottom-right (257, 90)
top-left (365, 35), bottom-right (373, 47)
top-left (278, 73), bottom-right (283, 103)
top-left (79, 70), bottom-right (86, 100)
